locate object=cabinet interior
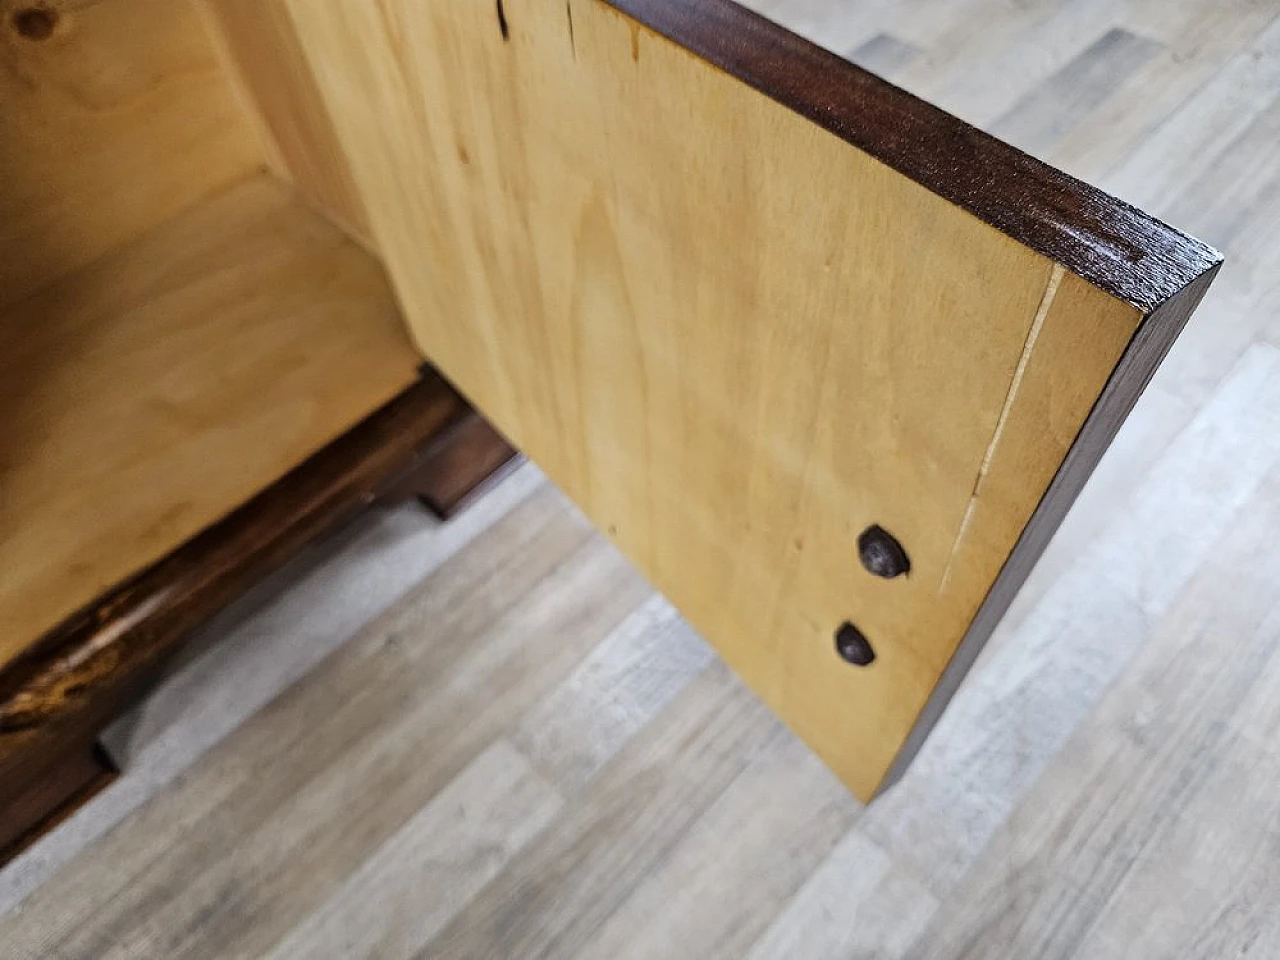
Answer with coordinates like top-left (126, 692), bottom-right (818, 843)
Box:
top-left (0, 0), bottom-right (421, 665)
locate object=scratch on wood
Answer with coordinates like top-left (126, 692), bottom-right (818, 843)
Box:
top-left (496, 0), bottom-right (510, 41)
top-left (566, 1), bottom-right (576, 58)
top-left (939, 263), bottom-right (1066, 593)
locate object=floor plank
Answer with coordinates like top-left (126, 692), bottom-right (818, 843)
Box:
top-left (510, 595), bottom-right (715, 794)
top-left (265, 739), bottom-right (564, 960)
top-left (848, 33), bottom-right (923, 78)
top-left (95, 540), bottom-right (647, 960)
top-left (861, 344), bottom-right (1280, 891)
top-left (910, 462), bottom-right (1280, 959)
top-left (420, 665), bottom-right (785, 960)
top-left (990, 27), bottom-right (1162, 157)
top-left (1053, 0), bottom-right (1280, 183)
top-left (573, 736), bottom-right (856, 960)
top-left (745, 829), bottom-right (938, 960)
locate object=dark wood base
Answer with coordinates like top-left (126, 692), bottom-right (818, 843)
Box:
top-left (381, 410), bottom-right (520, 518)
top-left (0, 371), bottom-right (515, 868)
top-left (0, 741), bottom-right (117, 865)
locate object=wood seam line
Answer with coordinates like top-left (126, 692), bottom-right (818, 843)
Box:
top-left (938, 262), bottom-right (1066, 593)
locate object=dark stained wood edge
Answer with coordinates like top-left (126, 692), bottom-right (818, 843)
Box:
top-left (379, 408), bottom-right (522, 519)
top-left (417, 415), bottom-right (522, 518)
top-left (0, 741), bottom-right (118, 865)
top-left (0, 373), bottom-right (480, 835)
top-left (879, 262), bottom-right (1222, 795)
top-left (604, 0), bottom-right (1222, 312)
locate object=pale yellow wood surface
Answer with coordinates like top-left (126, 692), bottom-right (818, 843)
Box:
top-left (0, 0), bottom-right (262, 310)
top-left (199, 0), bottom-right (373, 247)
top-left (0, 174), bottom-right (420, 667)
top-left (279, 0), bottom-right (1142, 797)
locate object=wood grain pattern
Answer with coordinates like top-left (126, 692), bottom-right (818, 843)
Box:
top-left (849, 33), bottom-right (922, 78)
top-left (79, 518), bottom-right (648, 960)
top-left (0, 173), bottom-right (421, 668)
top-left (424, 665), bottom-right (787, 960)
top-left (868, 341), bottom-right (1280, 897)
top-left (265, 739), bottom-right (566, 960)
top-left (745, 826), bottom-right (938, 958)
top-left (279, 0), bottom-right (1215, 797)
top-left (0, 1), bottom-right (1272, 955)
top-left (0, 483), bottom-right (591, 948)
top-left (199, 0), bottom-right (373, 245)
top-left (0, 0), bottom-right (262, 309)
top-left (913, 421), bottom-right (1280, 959)
top-left (571, 734), bottom-right (855, 960)
top-left (989, 28), bottom-right (1162, 157)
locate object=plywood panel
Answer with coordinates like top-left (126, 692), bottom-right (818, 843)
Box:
top-left (0, 174), bottom-right (421, 667)
top-left (199, 0), bottom-right (372, 245)
top-left (0, 0), bottom-right (262, 309)
top-left (279, 0), bottom-right (1213, 797)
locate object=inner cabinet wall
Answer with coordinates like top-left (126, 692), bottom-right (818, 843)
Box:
top-left (0, 0), bottom-right (426, 659)
top-left (200, 0), bottom-right (373, 247)
top-left (0, 0), bottom-right (264, 310)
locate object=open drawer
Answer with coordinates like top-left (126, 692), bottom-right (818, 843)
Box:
top-left (1, 0), bottom-right (1219, 845)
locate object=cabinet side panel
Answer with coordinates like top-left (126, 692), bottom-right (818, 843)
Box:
top-left (284, 0), bottom-right (1144, 797)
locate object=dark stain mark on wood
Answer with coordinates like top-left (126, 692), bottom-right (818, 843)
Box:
top-left (496, 0), bottom-right (510, 41)
top-left (11, 5), bottom-right (57, 41)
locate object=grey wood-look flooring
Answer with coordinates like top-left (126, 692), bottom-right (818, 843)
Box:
top-left (5, 0), bottom-right (1280, 955)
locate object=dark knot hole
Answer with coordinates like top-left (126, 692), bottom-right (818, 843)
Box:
top-left (12, 5), bottom-right (58, 40)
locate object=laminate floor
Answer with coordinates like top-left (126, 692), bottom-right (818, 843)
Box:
top-left (4, 0), bottom-right (1279, 956)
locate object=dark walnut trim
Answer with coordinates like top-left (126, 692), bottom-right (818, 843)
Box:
top-left (380, 406), bottom-right (521, 519)
top-left (0, 372), bottom-right (514, 861)
top-left (0, 741), bottom-right (118, 865)
top-left (606, 0), bottom-right (1221, 313)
